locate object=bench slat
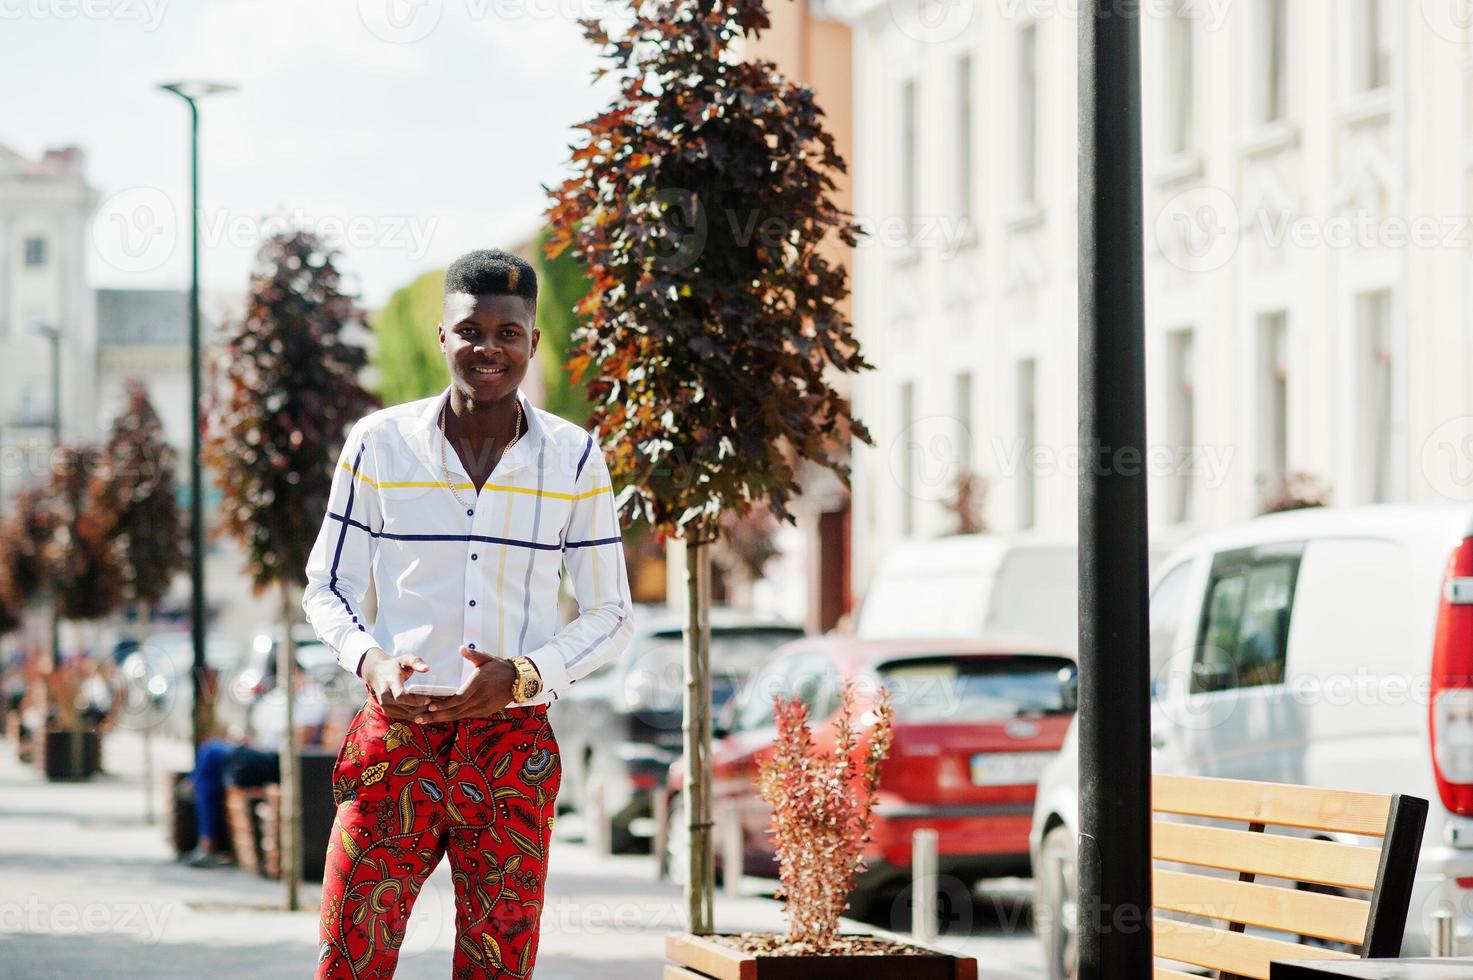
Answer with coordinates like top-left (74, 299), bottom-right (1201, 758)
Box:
top-left (1154, 914), bottom-right (1357, 979)
top-left (1153, 970), bottom-right (1200, 980)
top-left (1153, 775), bottom-right (1391, 836)
top-left (1153, 821), bottom-right (1381, 890)
top-left (1154, 868), bottom-right (1370, 945)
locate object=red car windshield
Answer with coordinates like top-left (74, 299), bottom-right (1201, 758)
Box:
top-left (877, 655), bottom-right (1076, 724)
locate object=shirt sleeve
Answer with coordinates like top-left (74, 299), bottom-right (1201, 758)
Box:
top-left (524, 438), bottom-right (635, 698)
top-left (302, 418), bottom-right (383, 677)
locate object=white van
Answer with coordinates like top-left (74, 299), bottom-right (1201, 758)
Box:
top-left (1030, 504), bottom-right (1473, 973)
top-left (856, 535), bottom-right (1080, 654)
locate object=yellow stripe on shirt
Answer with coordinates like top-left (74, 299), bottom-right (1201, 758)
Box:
top-left (341, 462), bottom-right (609, 500)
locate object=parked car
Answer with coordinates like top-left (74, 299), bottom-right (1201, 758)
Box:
top-left (118, 632), bottom-right (241, 740)
top-left (662, 633), bottom-right (1077, 923)
top-left (1029, 504), bottom-right (1473, 975)
top-left (232, 625), bottom-right (360, 745)
top-left (551, 605), bottom-right (804, 853)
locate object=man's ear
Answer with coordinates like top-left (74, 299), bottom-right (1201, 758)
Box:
top-left (530, 326), bottom-right (540, 358)
top-left (437, 322), bottom-right (446, 351)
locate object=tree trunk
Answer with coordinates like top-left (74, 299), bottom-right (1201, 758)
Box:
top-left (139, 602), bottom-right (156, 824)
top-left (682, 537), bottom-right (714, 934)
top-left (278, 583), bottom-right (302, 911)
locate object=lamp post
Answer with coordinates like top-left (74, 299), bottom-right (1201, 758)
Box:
top-left (34, 322), bottom-right (83, 777)
top-left (1077, 3), bottom-right (1151, 975)
top-left (35, 322), bottom-right (61, 675)
top-left (158, 80), bottom-right (235, 752)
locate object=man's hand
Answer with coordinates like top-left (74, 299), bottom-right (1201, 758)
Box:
top-left (417, 646), bottom-right (515, 724)
top-left (361, 648), bottom-right (433, 721)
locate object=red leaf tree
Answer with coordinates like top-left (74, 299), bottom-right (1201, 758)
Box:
top-left (204, 229), bottom-right (378, 911)
top-left (756, 679), bottom-right (894, 949)
top-left (96, 380), bottom-right (187, 617)
top-left (547, 0), bottom-right (871, 930)
top-left (46, 446), bottom-right (122, 622)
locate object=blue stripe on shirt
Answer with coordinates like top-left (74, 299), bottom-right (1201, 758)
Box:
top-left (329, 442), bottom-right (368, 633)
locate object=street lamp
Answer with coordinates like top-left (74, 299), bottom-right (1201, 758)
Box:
top-left (158, 79), bottom-right (236, 752)
top-left (34, 323), bottom-right (61, 674)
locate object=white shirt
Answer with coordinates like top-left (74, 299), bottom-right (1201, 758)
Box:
top-left (302, 385), bottom-right (635, 705)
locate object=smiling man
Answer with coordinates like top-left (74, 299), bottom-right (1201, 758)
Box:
top-left (302, 248), bottom-right (635, 978)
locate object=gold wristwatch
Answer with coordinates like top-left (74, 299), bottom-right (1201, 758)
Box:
top-left (509, 656), bottom-right (543, 703)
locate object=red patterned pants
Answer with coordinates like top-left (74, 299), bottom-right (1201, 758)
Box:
top-left (316, 700), bottom-right (562, 979)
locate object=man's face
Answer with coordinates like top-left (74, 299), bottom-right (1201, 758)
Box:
top-left (438, 292), bottom-right (539, 402)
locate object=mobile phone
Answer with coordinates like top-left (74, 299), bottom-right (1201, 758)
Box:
top-left (403, 681), bottom-right (459, 697)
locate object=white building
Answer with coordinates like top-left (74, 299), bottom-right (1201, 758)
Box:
top-left (836, 0), bottom-right (1471, 601)
top-left (0, 144), bottom-right (99, 506)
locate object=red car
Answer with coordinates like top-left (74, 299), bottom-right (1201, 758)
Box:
top-left (660, 634), bottom-right (1077, 920)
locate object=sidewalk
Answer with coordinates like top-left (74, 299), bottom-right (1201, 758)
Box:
top-left (0, 728), bottom-right (1042, 978)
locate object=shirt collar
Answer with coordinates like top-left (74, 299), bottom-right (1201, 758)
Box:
top-left (411, 385), bottom-right (546, 479)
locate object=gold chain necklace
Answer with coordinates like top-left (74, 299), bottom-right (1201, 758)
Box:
top-left (439, 396), bottom-right (523, 510)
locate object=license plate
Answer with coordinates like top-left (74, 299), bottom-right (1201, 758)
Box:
top-left (970, 752), bottom-right (1050, 786)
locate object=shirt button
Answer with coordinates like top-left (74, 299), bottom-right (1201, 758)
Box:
top-left (469, 599), bottom-right (476, 607)
top-left (466, 509), bottom-right (474, 516)
top-left (468, 643), bottom-right (476, 650)
top-left (471, 553), bottom-right (478, 561)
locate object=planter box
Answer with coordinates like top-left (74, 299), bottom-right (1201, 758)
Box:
top-left (37, 729), bottom-right (100, 781)
top-left (665, 932), bottom-right (978, 980)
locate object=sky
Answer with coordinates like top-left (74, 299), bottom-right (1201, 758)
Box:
top-left (1, 0), bottom-right (619, 307)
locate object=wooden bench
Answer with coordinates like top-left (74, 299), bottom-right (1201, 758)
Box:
top-left (1151, 774), bottom-right (1428, 980)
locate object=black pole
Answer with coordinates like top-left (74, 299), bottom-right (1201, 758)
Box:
top-left (187, 95), bottom-right (206, 753)
top-left (44, 327), bottom-right (61, 681)
top-left (1077, 3), bottom-right (1151, 977)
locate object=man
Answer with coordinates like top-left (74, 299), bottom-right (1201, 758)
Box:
top-left (303, 249), bottom-right (635, 978)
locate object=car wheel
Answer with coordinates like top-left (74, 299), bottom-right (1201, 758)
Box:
top-left (1035, 825), bottom-right (1078, 980)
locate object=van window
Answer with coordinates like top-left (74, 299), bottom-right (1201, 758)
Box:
top-left (1149, 560), bottom-right (1193, 685)
top-left (1191, 544), bottom-right (1303, 695)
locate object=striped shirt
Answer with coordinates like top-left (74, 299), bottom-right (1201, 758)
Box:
top-left (301, 385), bottom-right (635, 705)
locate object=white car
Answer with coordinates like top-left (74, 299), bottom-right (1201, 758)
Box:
top-left (1030, 504), bottom-right (1473, 975)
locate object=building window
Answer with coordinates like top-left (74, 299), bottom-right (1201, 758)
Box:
top-left (1358, 290), bottom-right (1393, 503)
top-left (1167, 329), bottom-right (1196, 524)
top-left (1165, 4), bottom-right (1195, 154)
top-left (1017, 23), bottom-right (1039, 205)
top-left (955, 370), bottom-right (973, 473)
top-left (956, 54), bottom-right (974, 231)
top-left (1256, 0), bottom-right (1289, 124)
top-left (900, 79), bottom-right (918, 241)
top-left (1258, 312), bottom-right (1288, 502)
top-left (1017, 359), bottom-right (1037, 530)
top-left (899, 380), bottom-right (916, 535)
top-left (1350, 0), bottom-right (1391, 93)
top-left (24, 237), bottom-right (46, 267)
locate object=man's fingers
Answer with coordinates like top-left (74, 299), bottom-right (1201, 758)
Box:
top-left (426, 692), bottom-right (470, 716)
top-left (460, 645), bottom-right (493, 667)
top-left (398, 656), bottom-right (430, 674)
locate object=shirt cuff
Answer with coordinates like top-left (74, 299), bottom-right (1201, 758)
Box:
top-left (526, 647), bottom-right (570, 699)
top-left (337, 630), bottom-right (381, 677)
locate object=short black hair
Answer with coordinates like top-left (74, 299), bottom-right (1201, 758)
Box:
top-left (443, 249), bottom-right (538, 311)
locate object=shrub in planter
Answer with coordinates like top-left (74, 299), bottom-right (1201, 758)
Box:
top-left (666, 680), bottom-right (978, 978)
